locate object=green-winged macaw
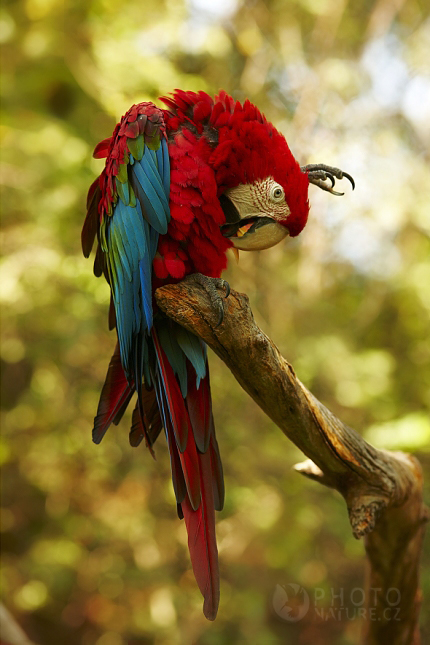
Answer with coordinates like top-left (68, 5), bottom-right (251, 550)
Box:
top-left (82, 89), bottom-right (354, 619)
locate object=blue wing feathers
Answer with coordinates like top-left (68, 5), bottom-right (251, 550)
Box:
top-left (155, 145), bottom-right (163, 177)
top-left (91, 107), bottom-right (223, 619)
top-left (157, 322), bottom-right (188, 398)
top-left (176, 327), bottom-right (207, 386)
top-left (132, 162), bottom-right (168, 234)
top-left (139, 260), bottom-right (153, 330)
top-left (122, 200), bottom-right (145, 260)
top-left (111, 219), bottom-right (132, 283)
top-left (107, 132), bottom-right (171, 387)
top-left (144, 148), bottom-right (170, 211)
top-left (149, 227), bottom-right (159, 260)
top-left (132, 270), bottom-right (141, 329)
top-left (106, 126), bottom-right (207, 445)
top-left (109, 123), bottom-right (209, 434)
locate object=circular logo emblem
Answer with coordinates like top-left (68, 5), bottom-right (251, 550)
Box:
top-left (273, 583), bottom-right (310, 622)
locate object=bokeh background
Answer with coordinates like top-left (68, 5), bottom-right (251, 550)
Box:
top-left (1, 1), bottom-right (429, 643)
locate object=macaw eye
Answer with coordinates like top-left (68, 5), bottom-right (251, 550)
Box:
top-left (270, 184), bottom-right (285, 202)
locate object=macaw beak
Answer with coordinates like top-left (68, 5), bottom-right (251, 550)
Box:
top-left (219, 193), bottom-right (289, 251)
top-left (221, 216), bottom-right (289, 250)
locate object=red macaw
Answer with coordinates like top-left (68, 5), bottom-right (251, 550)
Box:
top-left (82, 90), bottom-right (354, 620)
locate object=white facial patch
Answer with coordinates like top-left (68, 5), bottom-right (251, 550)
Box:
top-left (224, 178), bottom-right (290, 222)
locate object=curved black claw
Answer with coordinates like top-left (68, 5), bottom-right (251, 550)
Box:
top-left (301, 163), bottom-right (355, 196)
top-left (189, 274), bottom-right (231, 327)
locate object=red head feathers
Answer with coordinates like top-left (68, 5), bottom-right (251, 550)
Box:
top-left (161, 89), bottom-right (310, 238)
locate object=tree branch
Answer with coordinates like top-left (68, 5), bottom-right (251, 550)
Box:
top-left (155, 275), bottom-right (428, 645)
top-left (0, 604), bottom-right (36, 645)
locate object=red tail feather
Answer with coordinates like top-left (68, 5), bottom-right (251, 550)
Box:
top-left (156, 362), bottom-right (201, 510)
top-left (186, 364), bottom-right (211, 453)
top-left (209, 434), bottom-right (224, 512)
top-left (82, 179), bottom-right (101, 258)
top-left (93, 343), bottom-right (133, 444)
top-left (182, 450), bottom-right (220, 621)
top-left (165, 419), bottom-right (187, 505)
top-left (152, 329), bottom-right (221, 620)
top-left (129, 387), bottom-right (163, 448)
top-left (152, 331), bottom-right (189, 451)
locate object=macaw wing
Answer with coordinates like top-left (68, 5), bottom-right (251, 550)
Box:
top-left (83, 99), bottom-right (225, 620)
top-left (82, 103), bottom-right (171, 384)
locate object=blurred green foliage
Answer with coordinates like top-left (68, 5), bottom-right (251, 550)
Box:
top-left (1, 0), bottom-right (429, 643)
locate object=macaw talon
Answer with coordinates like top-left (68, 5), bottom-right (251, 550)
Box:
top-left (222, 280), bottom-right (231, 299)
top-left (310, 177), bottom-right (345, 196)
top-left (301, 163), bottom-right (355, 196)
top-left (189, 274), bottom-right (230, 327)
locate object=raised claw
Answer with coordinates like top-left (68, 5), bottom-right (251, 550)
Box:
top-left (301, 163), bottom-right (355, 196)
top-left (326, 173), bottom-right (335, 188)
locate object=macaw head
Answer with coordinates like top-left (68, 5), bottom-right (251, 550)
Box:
top-left (219, 176), bottom-right (303, 251)
top-left (162, 91), bottom-right (353, 258)
top-left (206, 93), bottom-right (310, 252)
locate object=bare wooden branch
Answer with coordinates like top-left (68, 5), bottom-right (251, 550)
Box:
top-left (155, 275), bottom-right (428, 645)
top-left (0, 604), bottom-right (36, 645)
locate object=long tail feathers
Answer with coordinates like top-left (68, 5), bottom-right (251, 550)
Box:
top-left (129, 387), bottom-right (163, 448)
top-left (93, 343), bottom-right (134, 444)
top-left (94, 332), bottom-right (224, 620)
top-left (152, 329), bottom-right (222, 620)
top-left (93, 343), bottom-right (160, 456)
top-left (182, 449), bottom-right (220, 621)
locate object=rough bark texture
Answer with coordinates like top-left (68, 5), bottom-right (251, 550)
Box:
top-left (155, 275), bottom-right (428, 645)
